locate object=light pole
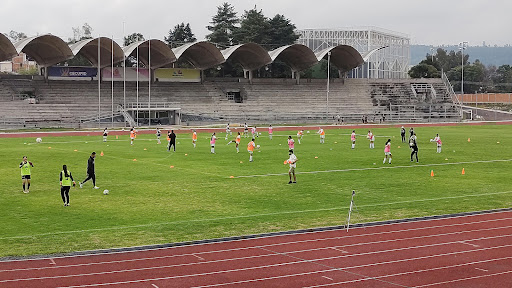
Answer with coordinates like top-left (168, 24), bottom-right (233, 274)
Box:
top-left (459, 41), bottom-right (468, 106)
top-left (429, 47), bottom-right (435, 62)
top-left (327, 51), bottom-right (331, 120)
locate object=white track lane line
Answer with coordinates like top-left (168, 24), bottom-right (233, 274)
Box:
top-left (412, 270), bottom-right (512, 288)
top-left (191, 252), bottom-right (512, 288)
top-left (233, 158), bottom-right (512, 178)
top-left (54, 245), bottom-right (512, 288)
top-left (2, 191), bottom-right (511, 242)
top-left (6, 240), bottom-right (512, 285)
top-left (2, 226), bottom-right (509, 275)
top-left (2, 213), bottom-right (511, 271)
top-left (303, 256), bottom-right (512, 288)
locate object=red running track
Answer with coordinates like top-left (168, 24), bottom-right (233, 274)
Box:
top-left (1, 210), bottom-right (511, 287)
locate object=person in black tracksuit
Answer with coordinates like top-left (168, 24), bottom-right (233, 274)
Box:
top-left (80, 152), bottom-right (98, 189)
top-left (401, 126), bottom-right (406, 143)
top-left (168, 130), bottom-right (177, 152)
top-left (60, 165), bottom-right (76, 206)
top-left (409, 133), bottom-right (419, 163)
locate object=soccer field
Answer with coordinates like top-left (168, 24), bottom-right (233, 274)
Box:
top-left (1, 124), bottom-right (511, 258)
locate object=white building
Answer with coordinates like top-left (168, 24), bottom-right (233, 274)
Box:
top-left (297, 27), bottom-right (410, 79)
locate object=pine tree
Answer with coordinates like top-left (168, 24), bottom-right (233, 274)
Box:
top-left (165, 23), bottom-right (196, 48)
top-left (206, 2), bottom-right (239, 49)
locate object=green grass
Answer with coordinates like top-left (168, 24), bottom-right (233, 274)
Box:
top-left (1, 124), bottom-right (511, 257)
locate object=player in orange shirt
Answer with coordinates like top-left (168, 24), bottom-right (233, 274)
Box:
top-left (247, 138), bottom-right (257, 162)
top-left (192, 130), bottom-right (197, 148)
top-left (130, 128), bottom-right (136, 145)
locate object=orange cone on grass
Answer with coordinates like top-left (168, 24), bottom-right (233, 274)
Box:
top-left (462, 168), bottom-right (465, 175)
top-left (430, 170), bottom-right (434, 177)
top-left (100, 151), bottom-right (104, 156)
top-left (468, 138), bottom-right (471, 142)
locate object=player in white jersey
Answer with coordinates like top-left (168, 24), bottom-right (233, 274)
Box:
top-left (351, 130), bottom-right (356, 149)
top-left (225, 123), bottom-right (231, 140)
top-left (297, 130), bottom-right (304, 144)
top-left (367, 130), bottom-right (375, 149)
top-left (244, 123), bottom-right (249, 138)
top-left (430, 134), bottom-right (443, 153)
top-left (102, 128), bottom-right (108, 142)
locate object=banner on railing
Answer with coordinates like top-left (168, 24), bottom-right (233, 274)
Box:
top-left (102, 67), bottom-right (150, 82)
top-left (48, 66), bottom-right (98, 80)
top-left (155, 68), bottom-right (201, 83)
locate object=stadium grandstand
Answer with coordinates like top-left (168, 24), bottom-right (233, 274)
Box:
top-left (0, 30), bottom-right (461, 129)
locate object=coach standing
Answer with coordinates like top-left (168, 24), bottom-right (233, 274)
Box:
top-left (79, 152), bottom-right (99, 189)
top-left (168, 130), bottom-right (177, 152)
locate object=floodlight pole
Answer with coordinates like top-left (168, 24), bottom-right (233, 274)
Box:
top-left (111, 36), bottom-right (114, 128)
top-left (148, 39), bottom-right (151, 127)
top-left (459, 41), bottom-right (467, 106)
top-left (136, 35), bottom-right (139, 126)
top-left (123, 22), bottom-right (126, 125)
top-left (327, 51), bottom-right (331, 121)
top-left (97, 36), bottom-right (101, 128)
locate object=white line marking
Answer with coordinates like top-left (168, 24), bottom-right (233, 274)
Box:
top-left (151, 284), bottom-right (159, 288)
top-left (413, 270), bottom-right (512, 288)
top-left (8, 242), bottom-right (512, 285)
top-left (331, 248), bottom-right (349, 254)
top-left (2, 191), bottom-right (511, 241)
top-left (2, 212), bottom-right (511, 271)
top-left (322, 276), bottom-right (334, 281)
top-left (49, 258), bottom-right (56, 265)
top-left (233, 159), bottom-right (512, 178)
top-left (459, 241), bottom-right (480, 248)
top-left (192, 254), bottom-right (205, 261)
top-left (474, 267), bottom-right (488, 272)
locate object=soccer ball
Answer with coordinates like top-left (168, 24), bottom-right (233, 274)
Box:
top-left (36, 138), bottom-right (42, 143)
top-left (256, 145), bottom-right (261, 149)
top-left (103, 190), bottom-right (109, 195)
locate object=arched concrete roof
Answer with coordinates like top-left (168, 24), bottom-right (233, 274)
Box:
top-left (124, 40), bottom-right (176, 69)
top-left (316, 45), bottom-right (364, 73)
top-left (268, 44), bottom-right (318, 71)
top-left (0, 33), bottom-right (17, 62)
top-left (70, 37), bottom-right (125, 68)
top-left (172, 41), bottom-right (225, 70)
top-left (221, 43), bottom-right (271, 71)
top-left (14, 34), bottom-right (73, 67)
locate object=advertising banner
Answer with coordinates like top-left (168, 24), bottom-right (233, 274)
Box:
top-left (48, 66), bottom-right (98, 80)
top-left (155, 68), bottom-right (201, 83)
top-left (102, 67), bottom-right (150, 82)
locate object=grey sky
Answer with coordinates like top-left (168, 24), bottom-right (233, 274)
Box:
top-left (1, 0), bottom-right (509, 46)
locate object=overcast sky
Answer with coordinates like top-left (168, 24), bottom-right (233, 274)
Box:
top-left (1, 0), bottom-right (509, 46)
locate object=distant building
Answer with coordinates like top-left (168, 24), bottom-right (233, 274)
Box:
top-left (0, 53), bottom-right (38, 73)
top-left (297, 27), bottom-right (410, 79)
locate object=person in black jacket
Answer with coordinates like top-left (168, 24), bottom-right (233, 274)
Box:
top-left (401, 126), bottom-right (406, 143)
top-left (79, 152), bottom-right (99, 189)
top-left (168, 130), bottom-right (177, 152)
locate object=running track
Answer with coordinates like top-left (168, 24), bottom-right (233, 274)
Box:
top-left (1, 210), bottom-right (511, 287)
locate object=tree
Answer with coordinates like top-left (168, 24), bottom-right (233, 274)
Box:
top-left (123, 33), bottom-right (145, 67)
top-left (68, 23), bottom-right (93, 44)
top-left (8, 30), bottom-right (27, 42)
top-left (232, 7), bottom-right (271, 45)
top-left (206, 2), bottom-right (239, 49)
top-left (165, 23), bottom-right (196, 48)
top-left (267, 14), bottom-right (299, 50)
top-left (124, 33), bottom-right (145, 47)
top-left (408, 64), bottom-right (440, 78)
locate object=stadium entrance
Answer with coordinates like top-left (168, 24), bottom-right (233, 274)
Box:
top-left (126, 102), bottom-right (181, 126)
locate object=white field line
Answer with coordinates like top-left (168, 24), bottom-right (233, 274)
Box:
top-left (1, 191), bottom-right (511, 241)
top-left (42, 243), bottom-right (512, 287)
top-left (2, 227), bottom-right (509, 275)
top-left (233, 158), bottom-right (512, 178)
top-left (3, 211), bottom-right (511, 266)
top-left (412, 270), bottom-right (512, 288)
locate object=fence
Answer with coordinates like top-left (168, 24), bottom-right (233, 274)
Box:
top-left (457, 93), bottom-right (512, 104)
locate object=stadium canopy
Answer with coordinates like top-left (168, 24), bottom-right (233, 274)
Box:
top-left (268, 44), bottom-right (318, 72)
top-left (70, 37), bottom-right (124, 68)
top-left (172, 41), bottom-right (225, 70)
top-left (14, 34), bottom-right (73, 67)
top-left (124, 39), bottom-right (176, 69)
top-left (316, 45), bottom-right (364, 72)
top-left (0, 33), bottom-right (17, 62)
top-left (221, 43), bottom-right (272, 71)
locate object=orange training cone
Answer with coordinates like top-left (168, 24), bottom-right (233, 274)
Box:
top-left (100, 151), bottom-right (104, 156)
top-left (462, 168), bottom-right (465, 175)
top-left (430, 170), bottom-right (434, 177)
top-left (116, 135), bottom-right (118, 139)
top-left (468, 138), bottom-right (471, 142)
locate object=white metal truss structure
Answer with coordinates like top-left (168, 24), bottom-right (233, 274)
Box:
top-left (297, 27), bottom-right (410, 79)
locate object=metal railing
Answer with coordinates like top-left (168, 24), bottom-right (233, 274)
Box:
top-left (126, 102), bottom-right (181, 110)
top-left (442, 72), bottom-right (462, 118)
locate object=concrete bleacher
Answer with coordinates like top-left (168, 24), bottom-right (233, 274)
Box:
top-left (0, 77), bottom-right (460, 128)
